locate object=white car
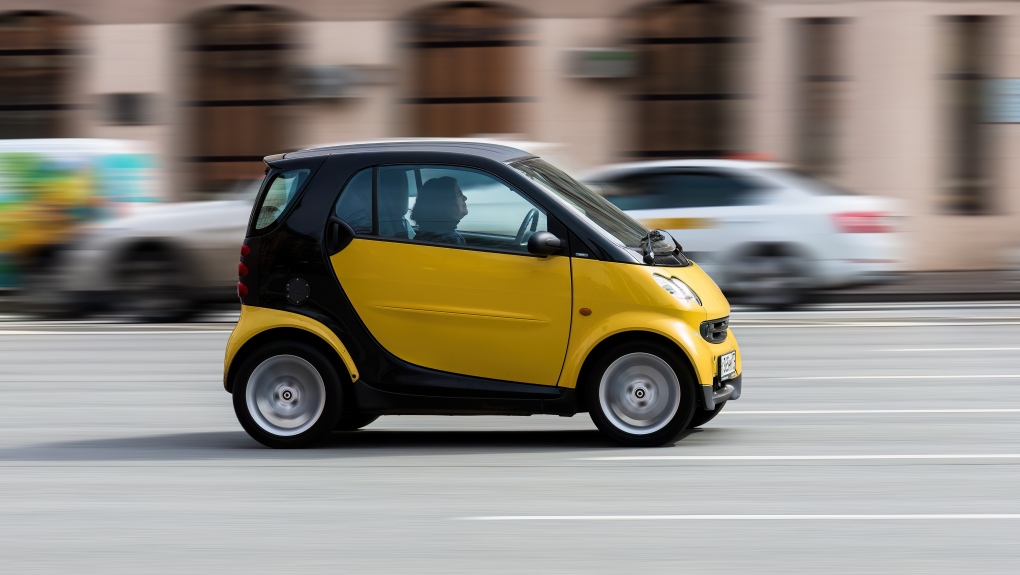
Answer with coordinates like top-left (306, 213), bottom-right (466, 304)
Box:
top-left (25, 182), bottom-right (257, 322)
top-left (582, 160), bottom-right (903, 308)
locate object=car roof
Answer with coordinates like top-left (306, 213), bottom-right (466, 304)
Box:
top-left (274, 138), bottom-right (535, 163)
top-left (580, 159), bottom-right (783, 181)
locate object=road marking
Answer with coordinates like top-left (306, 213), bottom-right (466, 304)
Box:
top-left (880, 347), bottom-right (1020, 352)
top-left (463, 514), bottom-right (1020, 521)
top-left (580, 454), bottom-right (1020, 462)
top-left (0, 330), bottom-right (232, 335)
top-left (726, 409), bottom-right (1020, 415)
top-left (782, 374), bottom-right (1020, 380)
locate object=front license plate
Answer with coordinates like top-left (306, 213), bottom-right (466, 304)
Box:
top-left (719, 351), bottom-right (736, 381)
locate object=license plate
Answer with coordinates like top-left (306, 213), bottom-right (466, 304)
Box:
top-left (719, 351), bottom-right (736, 381)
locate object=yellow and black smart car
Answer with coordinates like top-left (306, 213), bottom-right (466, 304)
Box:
top-left (224, 140), bottom-right (742, 448)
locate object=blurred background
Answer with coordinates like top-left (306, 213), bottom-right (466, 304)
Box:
top-left (2, 0), bottom-right (1020, 319)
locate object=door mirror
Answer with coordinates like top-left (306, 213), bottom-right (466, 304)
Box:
top-left (527, 231), bottom-right (563, 256)
top-left (326, 217), bottom-right (356, 254)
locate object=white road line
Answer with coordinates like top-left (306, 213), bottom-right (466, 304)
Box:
top-left (880, 347), bottom-right (1020, 352)
top-left (462, 514), bottom-right (1020, 521)
top-left (580, 454), bottom-right (1020, 462)
top-left (725, 409), bottom-right (1020, 415)
top-left (782, 374), bottom-right (1020, 380)
top-left (0, 330), bottom-right (232, 335)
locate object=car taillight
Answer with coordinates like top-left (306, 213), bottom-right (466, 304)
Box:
top-left (240, 244), bottom-right (250, 256)
top-left (238, 262), bottom-right (248, 277)
top-left (237, 282), bottom-right (248, 297)
top-left (831, 211), bottom-right (893, 234)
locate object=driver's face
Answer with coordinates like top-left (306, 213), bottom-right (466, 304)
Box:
top-left (454, 185), bottom-right (468, 219)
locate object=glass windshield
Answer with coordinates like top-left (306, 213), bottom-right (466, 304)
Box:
top-left (511, 158), bottom-right (675, 253)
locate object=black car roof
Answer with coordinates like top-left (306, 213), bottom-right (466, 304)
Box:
top-left (270, 139), bottom-right (534, 164)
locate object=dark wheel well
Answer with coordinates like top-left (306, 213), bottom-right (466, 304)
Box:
top-left (226, 327), bottom-right (351, 394)
top-left (574, 331), bottom-right (700, 412)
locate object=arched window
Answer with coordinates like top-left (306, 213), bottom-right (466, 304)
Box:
top-left (185, 5), bottom-right (300, 194)
top-left (408, 2), bottom-right (531, 137)
top-left (624, 0), bottom-right (743, 158)
top-left (0, 11), bottom-right (80, 139)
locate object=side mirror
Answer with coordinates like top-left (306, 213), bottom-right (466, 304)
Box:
top-left (527, 231), bottom-right (562, 256)
top-left (326, 217), bottom-right (356, 254)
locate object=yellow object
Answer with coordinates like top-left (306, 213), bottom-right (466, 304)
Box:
top-left (330, 239), bottom-right (572, 385)
top-left (557, 259), bottom-right (739, 391)
top-left (225, 305), bottom-right (359, 382)
top-left (638, 217), bottom-right (715, 230)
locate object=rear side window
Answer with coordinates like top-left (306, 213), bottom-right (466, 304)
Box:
top-left (254, 168), bottom-right (310, 231)
top-left (603, 171), bottom-right (761, 210)
top-left (333, 169), bottom-right (373, 234)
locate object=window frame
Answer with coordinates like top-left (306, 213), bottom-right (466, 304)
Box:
top-left (334, 161), bottom-right (563, 258)
top-left (249, 166), bottom-right (312, 235)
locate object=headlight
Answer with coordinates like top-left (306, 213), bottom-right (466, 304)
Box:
top-left (652, 274), bottom-right (702, 307)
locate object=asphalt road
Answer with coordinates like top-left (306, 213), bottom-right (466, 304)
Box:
top-left (1, 302), bottom-right (1019, 574)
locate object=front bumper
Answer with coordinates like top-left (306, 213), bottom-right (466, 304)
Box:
top-left (703, 373), bottom-right (741, 410)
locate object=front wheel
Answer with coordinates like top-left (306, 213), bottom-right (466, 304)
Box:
top-left (232, 341), bottom-right (344, 448)
top-left (585, 342), bottom-right (697, 447)
top-left (688, 400), bottom-right (726, 428)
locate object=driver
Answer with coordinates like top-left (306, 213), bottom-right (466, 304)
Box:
top-left (410, 176), bottom-right (468, 245)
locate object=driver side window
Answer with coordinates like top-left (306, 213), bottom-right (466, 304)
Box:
top-left (379, 164), bottom-right (547, 253)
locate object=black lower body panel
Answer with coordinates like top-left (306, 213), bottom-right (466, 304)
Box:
top-left (355, 379), bottom-right (579, 416)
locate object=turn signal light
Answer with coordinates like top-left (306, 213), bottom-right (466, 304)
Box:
top-left (237, 282), bottom-right (248, 298)
top-left (240, 244), bottom-right (250, 256)
top-left (238, 262), bottom-right (248, 277)
top-left (831, 211), bottom-right (892, 234)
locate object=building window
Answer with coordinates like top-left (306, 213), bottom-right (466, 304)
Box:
top-left (624, 0), bottom-right (744, 159)
top-left (794, 18), bottom-right (848, 178)
top-left (0, 11), bottom-right (80, 139)
top-left (941, 16), bottom-right (995, 214)
top-left (407, 2), bottom-right (532, 137)
top-left (185, 5), bottom-right (300, 194)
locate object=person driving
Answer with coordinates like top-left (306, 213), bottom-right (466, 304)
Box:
top-left (410, 176), bottom-right (468, 245)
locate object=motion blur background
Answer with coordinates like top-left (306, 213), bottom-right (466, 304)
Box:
top-left (2, 0), bottom-right (1020, 304)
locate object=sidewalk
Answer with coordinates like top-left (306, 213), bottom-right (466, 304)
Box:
top-left (816, 270), bottom-right (1020, 303)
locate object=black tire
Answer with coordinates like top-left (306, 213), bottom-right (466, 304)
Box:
top-left (114, 246), bottom-right (197, 323)
top-left (730, 247), bottom-right (811, 311)
top-left (688, 400), bottom-right (726, 428)
top-left (335, 414), bottom-right (379, 431)
top-left (231, 340), bottom-right (345, 448)
top-left (585, 341), bottom-right (697, 447)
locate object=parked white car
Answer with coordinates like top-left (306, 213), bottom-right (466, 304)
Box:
top-left (582, 160), bottom-right (904, 308)
top-left (25, 181), bottom-right (257, 322)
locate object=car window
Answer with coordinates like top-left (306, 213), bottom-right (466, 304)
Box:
top-left (333, 168), bottom-right (373, 234)
top-left (253, 168), bottom-right (310, 231)
top-left (603, 171), bottom-right (759, 210)
top-left (379, 164), bottom-right (547, 253)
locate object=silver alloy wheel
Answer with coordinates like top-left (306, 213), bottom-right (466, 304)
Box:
top-left (598, 352), bottom-right (681, 435)
top-left (245, 354), bottom-right (326, 437)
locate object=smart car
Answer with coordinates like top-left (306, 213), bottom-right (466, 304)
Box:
top-left (224, 140), bottom-right (742, 448)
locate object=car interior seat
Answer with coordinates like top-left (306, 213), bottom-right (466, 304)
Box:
top-left (378, 170), bottom-right (412, 239)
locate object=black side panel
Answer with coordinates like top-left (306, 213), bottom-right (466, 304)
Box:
top-left (356, 381), bottom-right (578, 416)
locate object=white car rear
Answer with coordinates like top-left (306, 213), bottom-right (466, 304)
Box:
top-left (582, 160), bottom-right (903, 307)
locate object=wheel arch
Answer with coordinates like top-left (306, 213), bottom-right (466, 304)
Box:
top-left (225, 326), bottom-right (355, 394)
top-left (574, 330), bottom-right (701, 412)
top-left (108, 236), bottom-right (202, 287)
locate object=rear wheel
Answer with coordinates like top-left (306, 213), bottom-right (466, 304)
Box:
top-left (585, 341), bottom-right (697, 447)
top-left (114, 246), bottom-right (197, 323)
top-left (730, 247), bottom-right (811, 310)
top-left (232, 341), bottom-right (344, 448)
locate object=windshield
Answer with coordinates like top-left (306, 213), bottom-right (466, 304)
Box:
top-left (511, 158), bottom-right (675, 253)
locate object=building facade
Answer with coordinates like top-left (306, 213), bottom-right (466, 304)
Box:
top-left (2, 0), bottom-right (1020, 270)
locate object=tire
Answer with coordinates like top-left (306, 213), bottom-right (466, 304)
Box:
top-left (585, 341), bottom-right (697, 447)
top-left (335, 414), bottom-right (379, 431)
top-left (231, 340), bottom-right (345, 448)
top-left (688, 400), bottom-right (726, 428)
top-left (114, 246), bottom-right (197, 323)
top-left (730, 247), bottom-right (811, 311)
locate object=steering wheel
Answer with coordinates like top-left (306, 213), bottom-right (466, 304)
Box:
top-left (514, 208), bottom-right (540, 245)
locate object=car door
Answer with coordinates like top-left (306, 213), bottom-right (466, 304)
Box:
top-left (328, 164), bottom-right (572, 386)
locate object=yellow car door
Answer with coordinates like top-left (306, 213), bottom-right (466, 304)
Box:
top-left (329, 165), bottom-right (573, 386)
